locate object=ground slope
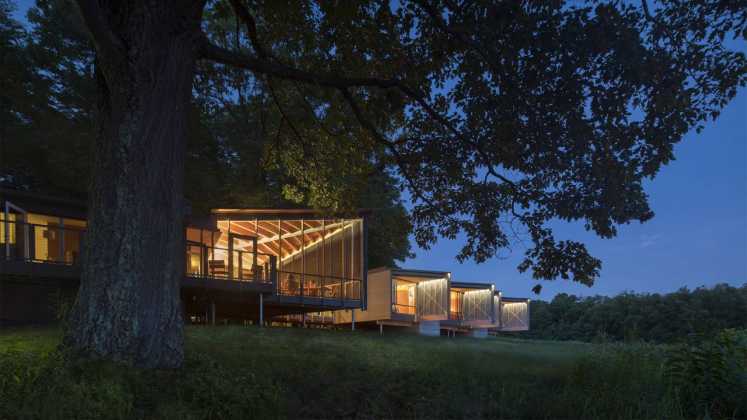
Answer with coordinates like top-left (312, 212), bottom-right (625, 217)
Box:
top-left (0, 326), bottom-right (689, 419)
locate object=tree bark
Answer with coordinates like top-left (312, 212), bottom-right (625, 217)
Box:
top-left (64, 2), bottom-right (202, 369)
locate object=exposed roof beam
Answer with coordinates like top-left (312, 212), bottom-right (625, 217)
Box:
top-left (255, 221), bottom-right (348, 245)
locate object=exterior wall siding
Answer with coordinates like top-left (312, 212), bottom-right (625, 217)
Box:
top-left (336, 269), bottom-right (391, 323)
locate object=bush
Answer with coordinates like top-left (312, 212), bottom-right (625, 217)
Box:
top-left (0, 349), bottom-right (283, 420)
top-left (561, 342), bottom-right (672, 419)
top-left (664, 329), bottom-right (747, 419)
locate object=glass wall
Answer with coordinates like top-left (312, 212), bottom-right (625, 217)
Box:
top-left (215, 217), bottom-right (364, 298)
top-left (62, 218), bottom-right (85, 264)
top-left (501, 301), bottom-right (530, 331)
top-left (0, 212), bottom-right (16, 245)
top-left (184, 227), bottom-right (267, 280)
top-left (462, 289), bottom-right (493, 322)
top-left (415, 278), bottom-right (449, 320)
top-left (0, 211), bottom-right (21, 260)
top-left (450, 290), bottom-right (464, 320)
top-left (392, 278), bottom-right (416, 314)
top-left (0, 213), bottom-right (87, 264)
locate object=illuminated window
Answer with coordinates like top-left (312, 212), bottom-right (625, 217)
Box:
top-left (393, 279), bottom-right (416, 314)
top-left (0, 212), bottom-right (16, 244)
top-left (450, 290), bottom-right (463, 318)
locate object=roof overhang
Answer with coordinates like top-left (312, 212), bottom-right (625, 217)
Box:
top-left (1, 188), bottom-right (87, 219)
top-left (390, 268), bottom-right (451, 280)
top-left (211, 208), bottom-right (371, 220)
top-left (450, 281), bottom-right (494, 291)
top-left (501, 297), bottom-right (530, 303)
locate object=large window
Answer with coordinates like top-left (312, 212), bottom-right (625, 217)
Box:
top-left (450, 290), bottom-right (464, 320)
top-left (185, 227), bottom-right (230, 278)
top-left (24, 214), bottom-right (86, 263)
top-left (213, 216), bottom-right (364, 297)
top-left (0, 212), bottom-right (16, 244)
top-left (392, 278), bottom-right (416, 314)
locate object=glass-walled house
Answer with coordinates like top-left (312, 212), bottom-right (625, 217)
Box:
top-left (1, 190), bottom-right (88, 325)
top-left (336, 267), bottom-right (450, 326)
top-left (3, 189), bottom-right (369, 324)
top-left (442, 282), bottom-right (497, 333)
top-left (207, 209), bottom-right (367, 305)
top-left (497, 297), bottom-right (530, 331)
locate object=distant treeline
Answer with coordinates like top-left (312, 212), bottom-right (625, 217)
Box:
top-left (521, 283), bottom-right (747, 343)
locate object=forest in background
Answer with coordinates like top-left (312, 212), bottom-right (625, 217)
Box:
top-left (520, 283), bottom-right (747, 343)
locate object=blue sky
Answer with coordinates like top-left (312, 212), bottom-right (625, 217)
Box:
top-left (11, 1), bottom-right (746, 299)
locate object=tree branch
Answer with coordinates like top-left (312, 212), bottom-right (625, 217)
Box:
top-left (227, 0), bottom-right (269, 59)
top-left (338, 88), bottom-right (437, 209)
top-left (414, 0), bottom-right (501, 76)
top-left (201, 4), bottom-right (521, 198)
top-left (200, 33), bottom-right (522, 201)
top-left (199, 36), bottom-right (403, 89)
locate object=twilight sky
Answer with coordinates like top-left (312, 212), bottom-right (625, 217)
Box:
top-left (11, 1), bottom-right (747, 299)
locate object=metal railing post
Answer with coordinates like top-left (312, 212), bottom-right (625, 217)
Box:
top-left (270, 255), bottom-right (277, 292)
top-left (3, 210), bottom-right (8, 259)
top-left (238, 250), bottom-right (243, 281)
top-left (259, 293), bottom-right (264, 327)
top-left (27, 224), bottom-right (33, 261)
top-left (58, 218), bottom-right (65, 263)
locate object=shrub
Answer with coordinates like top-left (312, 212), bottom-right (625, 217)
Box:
top-left (0, 349), bottom-right (283, 420)
top-left (664, 329), bottom-right (747, 419)
top-left (563, 342), bottom-right (670, 419)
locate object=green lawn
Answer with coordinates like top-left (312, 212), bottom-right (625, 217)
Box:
top-left (0, 326), bottom-right (717, 419)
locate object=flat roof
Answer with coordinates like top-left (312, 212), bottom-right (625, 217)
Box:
top-left (212, 208), bottom-right (371, 219)
top-left (1, 188), bottom-right (87, 219)
top-left (501, 297), bottom-right (531, 303)
top-left (451, 281), bottom-right (494, 290)
top-left (390, 268), bottom-right (450, 279)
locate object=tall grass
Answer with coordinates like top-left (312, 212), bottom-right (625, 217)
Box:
top-left (0, 326), bottom-right (744, 419)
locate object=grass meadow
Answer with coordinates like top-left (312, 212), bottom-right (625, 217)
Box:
top-left (0, 326), bottom-right (744, 419)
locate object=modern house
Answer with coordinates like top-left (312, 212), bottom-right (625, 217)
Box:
top-left (440, 282), bottom-right (497, 338)
top-left (495, 297), bottom-right (531, 332)
top-left (1, 187), bottom-right (530, 336)
top-left (1, 188), bottom-right (367, 325)
top-left (334, 267), bottom-right (451, 334)
top-left (334, 267), bottom-right (528, 337)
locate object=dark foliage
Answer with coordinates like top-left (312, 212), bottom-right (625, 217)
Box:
top-left (664, 329), bottom-right (747, 419)
top-left (523, 283), bottom-right (747, 343)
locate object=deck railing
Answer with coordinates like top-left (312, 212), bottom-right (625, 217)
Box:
top-left (276, 270), bottom-right (361, 301)
top-left (449, 311), bottom-right (464, 321)
top-left (1, 220), bottom-right (85, 265)
top-left (392, 303), bottom-right (416, 315)
top-left (185, 243), bottom-right (275, 283)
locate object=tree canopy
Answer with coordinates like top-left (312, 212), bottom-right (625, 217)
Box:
top-left (4, 0), bottom-right (744, 286)
top-left (193, 0), bottom-right (745, 287)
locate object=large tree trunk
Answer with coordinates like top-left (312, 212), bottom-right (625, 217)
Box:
top-left (64, 2), bottom-right (201, 368)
